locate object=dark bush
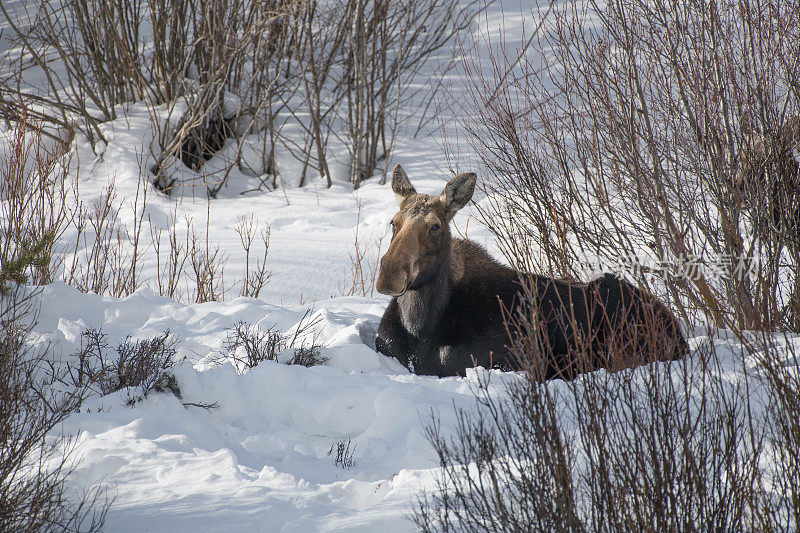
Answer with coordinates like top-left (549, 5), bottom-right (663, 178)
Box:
top-left (412, 299), bottom-right (800, 530)
top-left (221, 311), bottom-right (325, 371)
top-left (66, 329), bottom-right (182, 406)
top-left (328, 439), bottom-right (357, 470)
top-left (222, 320), bottom-right (284, 370)
top-left (1, 285), bottom-right (110, 531)
top-left (288, 344), bottom-right (328, 367)
top-left (115, 333), bottom-right (182, 403)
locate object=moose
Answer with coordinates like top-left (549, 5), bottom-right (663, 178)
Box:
top-left (375, 164), bottom-right (689, 378)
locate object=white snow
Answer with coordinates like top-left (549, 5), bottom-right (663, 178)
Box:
top-left (29, 280), bottom-right (791, 532)
top-left (3, 0), bottom-right (798, 530)
top-left (35, 282), bottom-right (520, 532)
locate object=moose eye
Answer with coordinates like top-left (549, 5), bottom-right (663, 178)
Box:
top-left (429, 224), bottom-right (440, 233)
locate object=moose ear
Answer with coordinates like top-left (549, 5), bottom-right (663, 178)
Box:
top-left (391, 164), bottom-right (416, 205)
top-left (440, 171), bottom-right (476, 219)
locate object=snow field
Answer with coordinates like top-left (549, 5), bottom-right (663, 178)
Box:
top-left (5, 0), bottom-right (799, 529)
top-left (32, 279), bottom-right (788, 531)
top-left (34, 283), bottom-right (522, 531)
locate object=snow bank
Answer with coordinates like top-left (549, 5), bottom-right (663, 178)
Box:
top-left (31, 283), bottom-right (523, 531)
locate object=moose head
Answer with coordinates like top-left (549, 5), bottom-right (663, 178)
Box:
top-left (375, 164), bottom-right (476, 297)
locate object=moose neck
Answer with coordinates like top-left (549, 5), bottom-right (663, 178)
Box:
top-left (397, 254), bottom-right (451, 337)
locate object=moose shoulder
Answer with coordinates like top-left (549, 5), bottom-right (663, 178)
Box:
top-left (374, 164), bottom-right (689, 378)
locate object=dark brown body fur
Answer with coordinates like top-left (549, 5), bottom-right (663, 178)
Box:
top-left (374, 165), bottom-right (688, 378)
top-left (377, 239), bottom-right (520, 375)
top-left (376, 239), bottom-right (688, 377)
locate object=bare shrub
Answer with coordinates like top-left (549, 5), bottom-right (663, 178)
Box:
top-left (65, 328), bottom-right (182, 406)
top-left (288, 344), bottom-right (327, 367)
top-left (63, 188), bottom-right (266, 304)
top-left (63, 179), bottom-right (149, 298)
top-left (114, 333), bottom-right (182, 404)
top-left (0, 2), bottom-right (110, 148)
top-left (188, 203), bottom-right (228, 303)
top-left (328, 439), bottom-right (357, 469)
top-left (234, 215), bottom-right (271, 298)
top-left (0, 119), bottom-right (74, 287)
top-left (149, 209), bottom-right (189, 301)
top-left (3, 0), bottom-right (485, 191)
top-left (222, 321), bottom-right (285, 370)
top-left (338, 200), bottom-right (385, 297)
top-left (457, 0), bottom-right (800, 331)
top-left (0, 284), bottom-right (109, 531)
top-left (290, 0), bottom-right (484, 188)
top-left (416, 3), bottom-right (800, 527)
top-left (221, 311), bottom-right (326, 371)
top-left (288, 0), bottom-right (351, 188)
top-left (1, 0), bottom-right (297, 190)
top-left (747, 332), bottom-right (800, 529)
top-left (413, 305), bottom-right (781, 531)
top-left (63, 186), bottom-right (120, 295)
top-left (1, 0), bottom-right (290, 157)
top-left (344, 0), bottom-right (483, 186)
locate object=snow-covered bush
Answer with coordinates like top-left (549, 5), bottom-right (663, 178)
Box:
top-left (221, 314), bottom-right (327, 371)
top-left (1, 0), bottom-right (483, 193)
top-left (65, 329), bottom-right (182, 406)
top-left (0, 285), bottom-right (109, 531)
top-left (458, 0), bottom-right (800, 332)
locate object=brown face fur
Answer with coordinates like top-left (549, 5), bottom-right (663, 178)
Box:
top-left (376, 165), bottom-right (476, 297)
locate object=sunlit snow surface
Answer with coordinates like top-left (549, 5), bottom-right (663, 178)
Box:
top-left (3, 0), bottom-right (796, 530)
top-left (31, 283), bottom-right (778, 532)
top-left (36, 283), bottom-right (501, 532)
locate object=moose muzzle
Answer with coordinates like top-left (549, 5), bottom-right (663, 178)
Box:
top-left (376, 251), bottom-right (409, 297)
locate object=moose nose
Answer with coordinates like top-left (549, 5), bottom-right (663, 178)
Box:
top-left (377, 283), bottom-right (407, 297)
top-left (376, 254), bottom-right (408, 297)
